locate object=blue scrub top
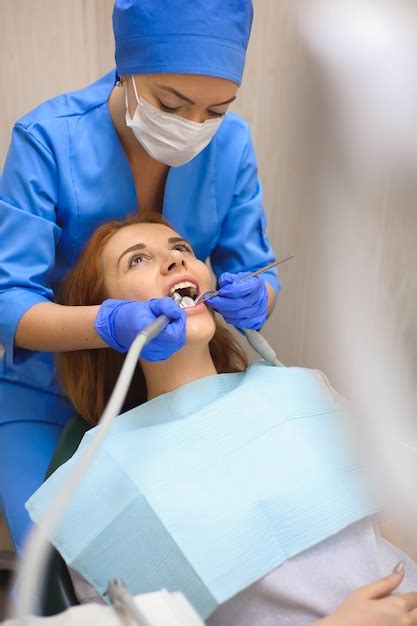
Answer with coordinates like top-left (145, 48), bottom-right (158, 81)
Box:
top-left (0, 70), bottom-right (278, 427)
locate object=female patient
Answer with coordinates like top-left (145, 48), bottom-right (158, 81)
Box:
top-left (28, 212), bottom-right (417, 626)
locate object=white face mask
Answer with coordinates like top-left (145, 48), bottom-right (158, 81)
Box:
top-left (124, 77), bottom-right (224, 167)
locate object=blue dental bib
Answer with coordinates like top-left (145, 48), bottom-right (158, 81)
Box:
top-left (27, 364), bottom-right (377, 618)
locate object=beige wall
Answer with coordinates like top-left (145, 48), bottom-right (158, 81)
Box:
top-left (1, 0), bottom-right (416, 390)
top-left (0, 0), bottom-right (115, 148)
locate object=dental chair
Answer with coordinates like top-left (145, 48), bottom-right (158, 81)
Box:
top-left (40, 414), bottom-right (90, 616)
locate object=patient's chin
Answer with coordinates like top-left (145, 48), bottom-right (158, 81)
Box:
top-left (185, 311), bottom-right (216, 345)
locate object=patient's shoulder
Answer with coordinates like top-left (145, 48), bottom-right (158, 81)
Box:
top-left (248, 362), bottom-right (347, 408)
top-left (306, 369), bottom-right (346, 404)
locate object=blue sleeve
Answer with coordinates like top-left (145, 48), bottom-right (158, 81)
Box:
top-left (0, 123), bottom-right (62, 368)
top-left (210, 128), bottom-right (280, 295)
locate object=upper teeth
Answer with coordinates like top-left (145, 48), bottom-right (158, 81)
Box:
top-left (169, 281), bottom-right (198, 295)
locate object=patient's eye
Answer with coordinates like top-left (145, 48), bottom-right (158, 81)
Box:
top-left (173, 243), bottom-right (194, 255)
top-left (128, 253), bottom-right (147, 268)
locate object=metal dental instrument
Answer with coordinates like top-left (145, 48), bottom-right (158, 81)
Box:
top-left (194, 253), bottom-right (295, 305)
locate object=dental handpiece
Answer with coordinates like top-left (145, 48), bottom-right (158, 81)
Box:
top-left (194, 254), bottom-right (295, 305)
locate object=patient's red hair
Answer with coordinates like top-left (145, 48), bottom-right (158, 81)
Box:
top-left (57, 212), bottom-right (248, 425)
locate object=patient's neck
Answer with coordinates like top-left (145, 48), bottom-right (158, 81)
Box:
top-left (141, 343), bottom-right (217, 401)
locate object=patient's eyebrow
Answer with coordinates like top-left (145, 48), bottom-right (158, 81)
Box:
top-left (168, 236), bottom-right (193, 248)
top-left (117, 243), bottom-right (146, 267)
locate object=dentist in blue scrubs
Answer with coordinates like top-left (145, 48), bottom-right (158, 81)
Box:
top-left (0, 0), bottom-right (279, 553)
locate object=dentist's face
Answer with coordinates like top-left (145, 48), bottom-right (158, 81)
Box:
top-left (101, 222), bottom-right (216, 344)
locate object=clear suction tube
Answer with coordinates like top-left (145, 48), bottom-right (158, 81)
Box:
top-left (243, 329), bottom-right (283, 367)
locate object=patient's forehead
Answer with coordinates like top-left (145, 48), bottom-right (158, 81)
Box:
top-left (103, 222), bottom-right (180, 263)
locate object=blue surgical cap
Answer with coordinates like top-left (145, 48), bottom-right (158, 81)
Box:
top-left (113, 0), bottom-right (253, 85)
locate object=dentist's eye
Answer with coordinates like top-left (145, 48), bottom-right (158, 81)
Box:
top-left (158, 100), bottom-right (181, 114)
top-left (207, 110), bottom-right (225, 119)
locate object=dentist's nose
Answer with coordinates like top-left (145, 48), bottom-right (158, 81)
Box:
top-left (182, 110), bottom-right (206, 123)
top-left (161, 249), bottom-right (186, 275)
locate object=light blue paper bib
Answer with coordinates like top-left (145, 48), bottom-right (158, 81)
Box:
top-left (27, 364), bottom-right (378, 618)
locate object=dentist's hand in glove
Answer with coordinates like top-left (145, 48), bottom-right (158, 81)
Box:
top-left (207, 272), bottom-right (269, 331)
top-left (94, 298), bottom-right (186, 361)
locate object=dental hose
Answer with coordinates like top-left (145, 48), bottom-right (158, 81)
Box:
top-left (13, 315), bottom-right (171, 622)
top-left (243, 329), bottom-right (284, 367)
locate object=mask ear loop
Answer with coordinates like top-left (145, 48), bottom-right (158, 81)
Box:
top-left (131, 75), bottom-right (140, 105)
top-left (124, 81), bottom-right (130, 116)
top-left (124, 76), bottom-right (140, 117)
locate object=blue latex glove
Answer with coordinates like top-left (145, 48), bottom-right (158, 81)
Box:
top-left (207, 272), bottom-right (269, 331)
top-left (94, 298), bottom-right (186, 362)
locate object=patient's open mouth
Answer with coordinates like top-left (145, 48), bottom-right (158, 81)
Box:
top-left (169, 281), bottom-right (199, 308)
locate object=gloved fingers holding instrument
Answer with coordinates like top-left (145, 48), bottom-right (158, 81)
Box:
top-left (207, 271), bottom-right (269, 331)
top-left (94, 297), bottom-right (186, 361)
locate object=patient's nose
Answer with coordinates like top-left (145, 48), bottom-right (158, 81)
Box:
top-left (162, 250), bottom-right (186, 274)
